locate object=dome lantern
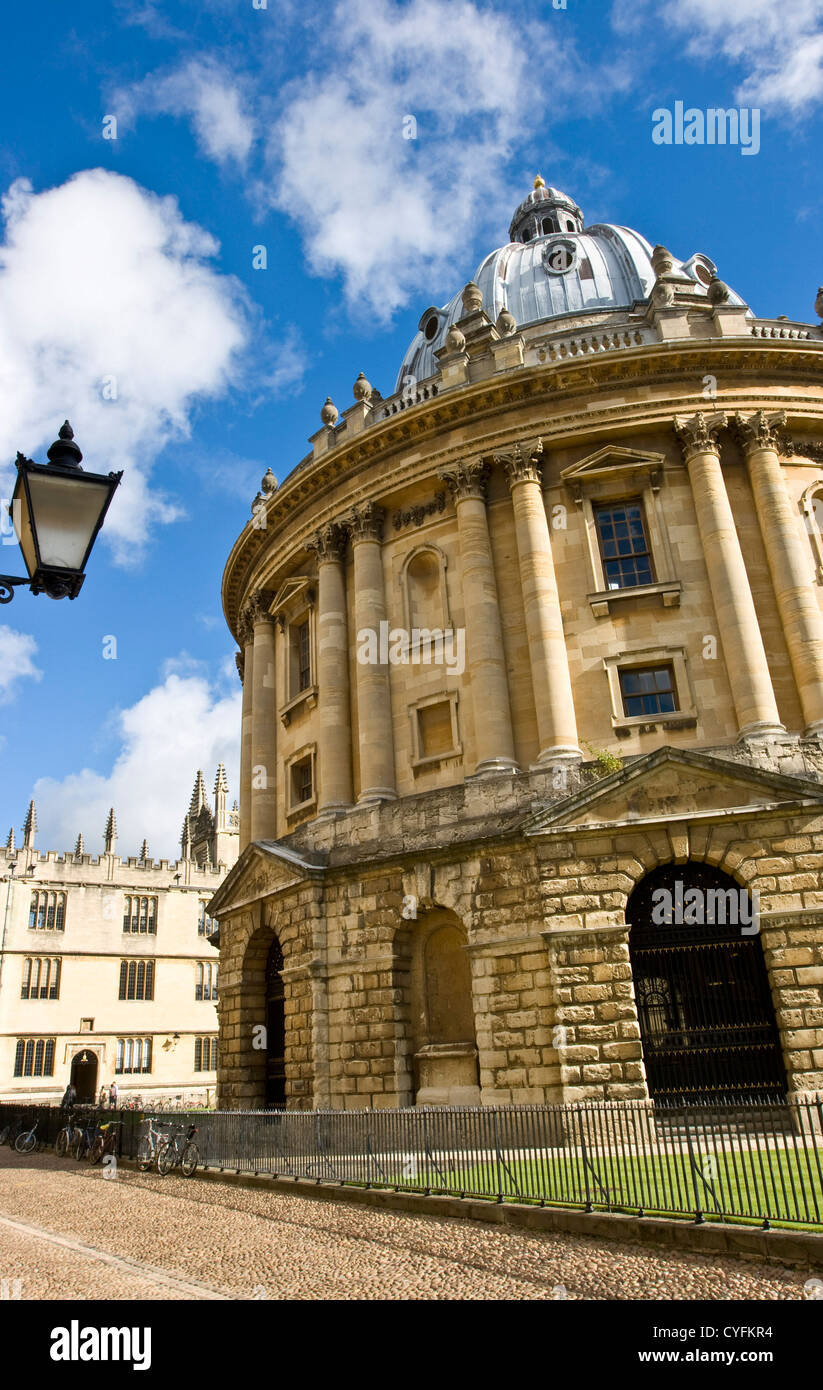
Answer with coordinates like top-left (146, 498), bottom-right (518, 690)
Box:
top-left (508, 178), bottom-right (584, 244)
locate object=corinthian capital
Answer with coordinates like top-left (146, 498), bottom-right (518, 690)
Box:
top-left (734, 410), bottom-right (788, 454)
top-left (673, 411), bottom-right (728, 461)
top-left (306, 521), bottom-right (347, 563)
top-left (235, 650), bottom-right (245, 683)
top-left (244, 589), bottom-right (276, 628)
top-left (347, 500), bottom-right (385, 543)
top-left (496, 438), bottom-right (544, 489)
top-left (438, 458), bottom-right (488, 502)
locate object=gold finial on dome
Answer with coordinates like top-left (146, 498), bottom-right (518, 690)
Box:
top-left (533, 174), bottom-right (546, 189)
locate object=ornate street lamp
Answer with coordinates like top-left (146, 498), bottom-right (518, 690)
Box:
top-left (1, 421), bottom-right (122, 603)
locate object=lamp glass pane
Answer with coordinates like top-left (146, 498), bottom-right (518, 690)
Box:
top-left (24, 472), bottom-right (112, 570)
top-left (11, 477), bottom-right (37, 579)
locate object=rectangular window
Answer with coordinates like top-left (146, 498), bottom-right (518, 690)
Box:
top-left (196, 962), bottom-right (218, 1001)
top-left (13, 1037), bottom-right (55, 1076)
top-left (288, 617), bottom-right (313, 698)
top-left (594, 501), bottom-right (654, 590)
top-left (194, 1036), bottom-right (218, 1071)
top-left (118, 959), bottom-right (154, 1000)
top-left (123, 896), bottom-right (157, 934)
top-left (198, 901), bottom-right (217, 936)
top-left (21, 958), bottom-right (61, 1000)
top-left (290, 756), bottom-right (313, 808)
top-left (116, 1036), bottom-right (152, 1074)
top-left (29, 891), bottom-right (65, 932)
top-left (619, 664), bottom-right (678, 718)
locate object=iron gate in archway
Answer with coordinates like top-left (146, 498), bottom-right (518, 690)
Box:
top-left (626, 863), bottom-right (787, 1103)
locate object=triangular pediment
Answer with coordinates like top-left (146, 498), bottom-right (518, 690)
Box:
top-left (560, 446), bottom-right (667, 496)
top-left (524, 747), bottom-right (823, 835)
top-left (207, 838), bottom-right (325, 917)
top-left (272, 577), bottom-right (313, 613)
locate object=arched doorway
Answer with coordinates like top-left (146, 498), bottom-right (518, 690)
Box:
top-left (70, 1049), bottom-right (99, 1102)
top-left (627, 863), bottom-right (787, 1103)
top-left (265, 938), bottom-right (286, 1108)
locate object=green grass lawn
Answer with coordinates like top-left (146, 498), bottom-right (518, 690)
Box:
top-left (359, 1146), bottom-right (823, 1230)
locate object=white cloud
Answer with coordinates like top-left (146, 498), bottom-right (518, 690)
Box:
top-left (614, 0), bottom-right (823, 113)
top-left (31, 668), bottom-right (241, 859)
top-left (0, 169), bottom-right (252, 562)
top-left (0, 625), bottom-right (41, 703)
top-left (265, 0), bottom-right (551, 319)
top-left (114, 58), bottom-right (256, 168)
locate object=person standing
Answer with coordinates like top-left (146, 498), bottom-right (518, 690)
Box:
top-left (108, 1080), bottom-right (118, 1108)
top-left (98, 1086), bottom-right (107, 1109)
top-left (60, 1081), bottom-right (76, 1110)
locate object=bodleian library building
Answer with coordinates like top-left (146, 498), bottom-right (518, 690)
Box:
top-left (0, 769), bottom-right (237, 1104)
top-left (209, 178), bottom-right (823, 1113)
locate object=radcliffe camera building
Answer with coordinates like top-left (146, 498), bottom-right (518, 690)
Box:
top-left (0, 768), bottom-right (238, 1104)
top-left (209, 177), bottom-right (823, 1112)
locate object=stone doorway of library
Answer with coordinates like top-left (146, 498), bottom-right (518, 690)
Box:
top-left (71, 1048), bottom-right (99, 1102)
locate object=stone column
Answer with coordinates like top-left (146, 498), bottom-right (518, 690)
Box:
top-left (736, 410), bottom-right (823, 737)
top-left (248, 589), bottom-right (278, 840)
top-left (439, 459), bottom-right (518, 773)
top-left (675, 413), bottom-right (784, 740)
top-left (236, 610), bottom-right (256, 852)
top-left (348, 502), bottom-right (397, 802)
top-left (307, 522), bottom-right (354, 814)
top-left (500, 441), bottom-right (580, 764)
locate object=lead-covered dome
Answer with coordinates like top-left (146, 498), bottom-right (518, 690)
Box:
top-left (396, 177), bottom-right (744, 390)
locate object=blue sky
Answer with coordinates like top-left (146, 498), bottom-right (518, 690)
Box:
top-left (1, 0), bottom-right (822, 858)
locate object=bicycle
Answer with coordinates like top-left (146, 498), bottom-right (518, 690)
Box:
top-left (14, 1118), bottom-right (41, 1154)
top-left (56, 1110), bottom-right (82, 1157)
top-left (90, 1120), bottom-right (121, 1165)
top-left (0, 1114), bottom-right (25, 1148)
top-left (73, 1116), bottom-right (99, 1161)
top-left (136, 1115), bottom-right (170, 1171)
top-left (156, 1123), bottom-right (199, 1177)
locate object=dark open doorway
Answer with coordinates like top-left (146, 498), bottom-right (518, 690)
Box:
top-left (265, 937), bottom-right (286, 1107)
top-left (627, 862), bottom-right (787, 1103)
top-left (70, 1049), bottom-right (99, 1102)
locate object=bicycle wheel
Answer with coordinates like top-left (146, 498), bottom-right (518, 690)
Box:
top-left (155, 1140), bottom-right (175, 1176)
top-left (89, 1137), bottom-right (105, 1165)
top-left (180, 1142), bottom-right (199, 1177)
top-left (136, 1137), bottom-right (153, 1171)
top-left (15, 1132), bottom-right (35, 1154)
top-left (56, 1129), bottom-right (69, 1158)
top-left (73, 1135), bottom-right (87, 1161)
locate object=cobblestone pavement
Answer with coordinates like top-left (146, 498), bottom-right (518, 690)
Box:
top-left (0, 1150), bottom-right (812, 1301)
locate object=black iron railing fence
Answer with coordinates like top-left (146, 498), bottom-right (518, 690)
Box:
top-left (2, 1096), bottom-right (822, 1230)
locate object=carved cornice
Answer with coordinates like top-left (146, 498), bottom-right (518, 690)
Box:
top-left (305, 521), bottom-right (347, 564)
top-left (734, 409), bottom-right (788, 454)
top-left (347, 500), bottom-right (385, 543)
top-left (496, 437), bottom-right (544, 489)
top-left (673, 411), bottom-right (728, 462)
top-left (438, 458), bottom-right (488, 502)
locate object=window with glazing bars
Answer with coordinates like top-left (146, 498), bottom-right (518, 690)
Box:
top-left (115, 1037), bottom-right (152, 1073)
top-left (118, 959), bottom-right (155, 1000)
top-left (28, 891), bottom-right (66, 931)
top-left (594, 500), bottom-right (654, 589)
top-left (619, 664), bottom-right (678, 718)
top-left (21, 957), bottom-right (61, 1000)
top-left (123, 895), bottom-right (157, 933)
top-left (13, 1038), bottom-right (55, 1076)
top-left (195, 961), bottom-right (218, 1001)
top-left (197, 901), bottom-right (217, 936)
top-left (194, 1036), bottom-right (218, 1070)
